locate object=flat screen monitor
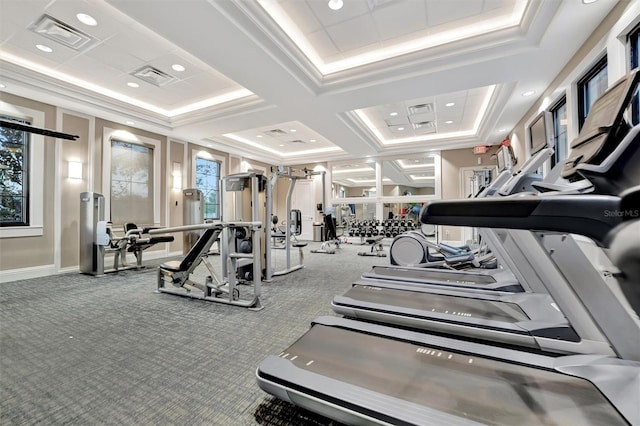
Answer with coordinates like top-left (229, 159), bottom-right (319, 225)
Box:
top-left (562, 69), bottom-right (639, 178)
top-left (528, 112), bottom-right (548, 155)
top-left (496, 146), bottom-right (510, 172)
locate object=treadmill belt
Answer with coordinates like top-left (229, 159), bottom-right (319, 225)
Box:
top-left (371, 266), bottom-right (496, 284)
top-left (345, 284), bottom-right (529, 322)
top-left (278, 325), bottom-right (625, 425)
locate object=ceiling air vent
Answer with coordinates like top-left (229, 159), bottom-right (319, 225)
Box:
top-left (30, 14), bottom-right (95, 51)
top-left (131, 66), bottom-right (176, 87)
top-left (264, 129), bottom-right (288, 137)
top-left (413, 121), bottom-right (437, 134)
top-left (290, 139), bottom-right (306, 144)
top-left (413, 121), bottom-right (435, 129)
top-left (408, 103), bottom-right (434, 115)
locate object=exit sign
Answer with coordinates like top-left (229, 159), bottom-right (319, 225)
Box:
top-left (473, 145), bottom-right (488, 154)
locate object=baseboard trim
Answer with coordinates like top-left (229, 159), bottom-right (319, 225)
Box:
top-left (0, 264), bottom-right (56, 284)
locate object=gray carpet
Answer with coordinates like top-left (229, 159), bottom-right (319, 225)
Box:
top-left (0, 240), bottom-right (389, 425)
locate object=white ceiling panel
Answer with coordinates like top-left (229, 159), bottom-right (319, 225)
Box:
top-left (0, 1), bottom-right (46, 41)
top-left (305, 0), bottom-right (371, 28)
top-left (371, 0), bottom-right (427, 41)
top-left (279, 0), bottom-right (324, 33)
top-left (325, 13), bottom-right (380, 53)
top-left (58, 54), bottom-right (126, 85)
top-left (102, 31), bottom-right (166, 63)
top-left (305, 28), bottom-right (340, 59)
top-left (424, 0), bottom-right (486, 28)
top-left (83, 42), bottom-right (141, 74)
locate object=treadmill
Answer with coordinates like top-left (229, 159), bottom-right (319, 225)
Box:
top-left (363, 144), bottom-right (555, 293)
top-left (361, 70), bottom-right (638, 294)
top-left (256, 71), bottom-right (640, 425)
top-left (257, 189), bottom-right (640, 426)
top-left (331, 72), bottom-right (640, 354)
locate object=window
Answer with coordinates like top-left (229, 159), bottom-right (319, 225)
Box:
top-left (577, 56), bottom-right (608, 130)
top-left (195, 156), bottom-right (221, 220)
top-left (630, 24), bottom-right (639, 125)
top-left (0, 115), bottom-right (29, 226)
top-left (110, 140), bottom-right (154, 225)
top-left (550, 97), bottom-right (568, 168)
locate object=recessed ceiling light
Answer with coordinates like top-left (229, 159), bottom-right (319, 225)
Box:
top-left (498, 128), bottom-right (506, 132)
top-left (279, 144), bottom-right (285, 147)
top-left (582, 0), bottom-right (599, 3)
top-left (328, 0), bottom-right (343, 10)
top-left (125, 121), bottom-right (135, 125)
top-left (256, 135), bottom-right (263, 138)
top-left (290, 129), bottom-right (297, 132)
top-left (397, 127), bottom-right (405, 131)
top-left (36, 44), bottom-right (53, 53)
top-left (76, 13), bottom-right (97, 26)
top-left (127, 82), bottom-right (139, 88)
top-left (309, 139), bottom-right (317, 142)
top-left (171, 64), bottom-right (185, 72)
top-left (522, 90), bottom-right (536, 97)
top-left (0, 83), bottom-right (5, 89)
top-left (445, 102), bottom-right (455, 107)
top-left (389, 112), bottom-right (398, 116)
top-left (445, 120), bottom-right (453, 124)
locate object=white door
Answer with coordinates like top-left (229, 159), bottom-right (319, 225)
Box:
top-left (291, 180), bottom-right (315, 241)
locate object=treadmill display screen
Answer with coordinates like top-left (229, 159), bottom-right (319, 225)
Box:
top-left (280, 325), bottom-right (626, 425)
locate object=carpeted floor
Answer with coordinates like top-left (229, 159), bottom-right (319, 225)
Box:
top-left (0, 239), bottom-right (389, 425)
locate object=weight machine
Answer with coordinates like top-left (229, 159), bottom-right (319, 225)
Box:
top-left (152, 221), bottom-right (263, 310)
top-left (79, 192), bottom-right (174, 276)
top-left (152, 172), bottom-right (267, 310)
top-left (265, 166), bottom-right (325, 280)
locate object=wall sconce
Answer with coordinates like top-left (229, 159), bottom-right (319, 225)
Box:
top-left (68, 161), bottom-right (82, 179)
top-left (172, 162), bottom-right (182, 190)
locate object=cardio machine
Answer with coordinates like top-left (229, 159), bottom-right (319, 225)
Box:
top-left (256, 70), bottom-right (640, 426)
top-left (331, 70), bottom-right (640, 354)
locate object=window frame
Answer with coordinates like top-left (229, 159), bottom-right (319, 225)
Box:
top-left (101, 128), bottom-right (161, 226)
top-left (0, 102), bottom-right (45, 238)
top-left (109, 139), bottom-right (155, 226)
top-left (550, 96), bottom-right (568, 169)
top-left (0, 115), bottom-right (30, 227)
top-left (629, 23), bottom-right (639, 125)
top-left (194, 155), bottom-right (222, 220)
top-left (191, 150), bottom-right (226, 221)
top-left (577, 55), bottom-right (608, 130)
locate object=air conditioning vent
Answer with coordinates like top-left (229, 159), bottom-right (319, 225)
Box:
top-left (408, 103), bottom-right (434, 114)
top-left (131, 66), bottom-right (176, 87)
top-left (264, 129), bottom-right (288, 137)
top-left (413, 121), bottom-right (435, 129)
top-left (290, 139), bottom-right (305, 144)
top-left (30, 14), bottom-right (95, 51)
top-left (413, 120), bottom-right (437, 134)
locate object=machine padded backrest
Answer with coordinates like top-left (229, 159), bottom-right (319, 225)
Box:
top-left (324, 214), bottom-right (337, 241)
top-left (124, 223), bottom-right (139, 234)
top-left (178, 228), bottom-right (218, 271)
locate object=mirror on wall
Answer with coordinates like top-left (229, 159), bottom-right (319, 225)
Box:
top-left (331, 161), bottom-right (377, 199)
top-left (381, 155), bottom-right (437, 197)
top-left (329, 153), bottom-right (440, 231)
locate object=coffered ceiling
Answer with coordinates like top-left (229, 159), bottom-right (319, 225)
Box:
top-left (0, 0), bottom-right (620, 165)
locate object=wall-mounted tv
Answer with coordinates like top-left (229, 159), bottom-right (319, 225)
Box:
top-left (528, 112), bottom-right (550, 155)
top-left (496, 146), bottom-right (511, 172)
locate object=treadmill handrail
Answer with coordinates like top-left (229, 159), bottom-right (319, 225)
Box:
top-left (420, 194), bottom-right (626, 245)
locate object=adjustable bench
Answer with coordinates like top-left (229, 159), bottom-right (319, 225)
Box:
top-left (357, 235), bottom-right (386, 257)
